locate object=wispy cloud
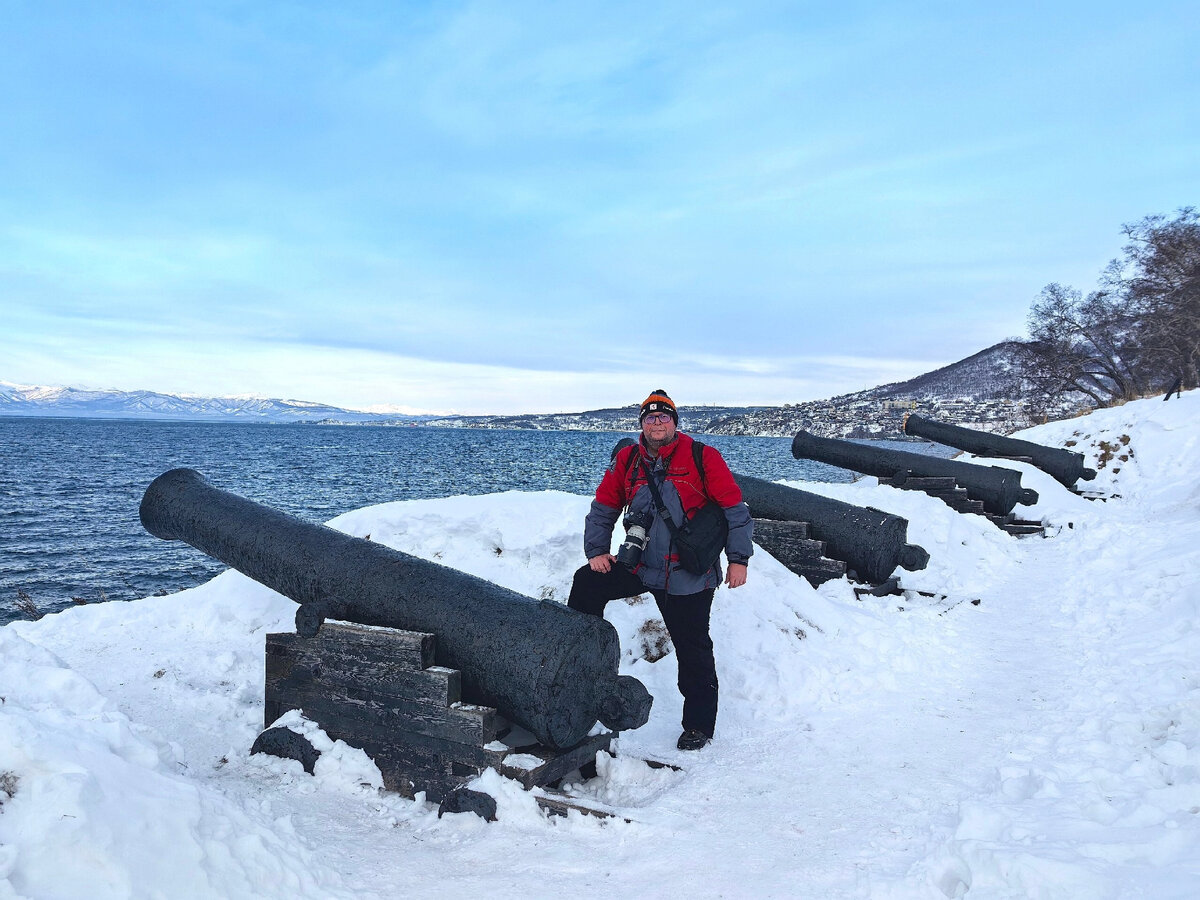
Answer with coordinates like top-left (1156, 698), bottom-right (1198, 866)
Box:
top-left (2, 1), bottom-right (1197, 411)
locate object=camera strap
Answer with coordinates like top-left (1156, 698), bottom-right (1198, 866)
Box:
top-left (639, 458), bottom-right (684, 539)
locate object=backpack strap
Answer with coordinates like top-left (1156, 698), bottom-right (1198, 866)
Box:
top-left (641, 459), bottom-right (683, 539)
top-left (617, 444), bottom-right (641, 507)
top-left (692, 440), bottom-right (712, 499)
top-left (622, 437), bottom-right (711, 505)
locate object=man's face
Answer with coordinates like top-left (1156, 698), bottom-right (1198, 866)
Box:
top-left (641, 412), bottom-right (677, 446)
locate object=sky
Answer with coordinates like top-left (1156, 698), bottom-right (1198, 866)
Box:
top-left (2, 1), bottom-right (1197, 415)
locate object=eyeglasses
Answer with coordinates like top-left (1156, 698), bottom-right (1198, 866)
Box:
top-left (643, 413), bottom-right (673, 424)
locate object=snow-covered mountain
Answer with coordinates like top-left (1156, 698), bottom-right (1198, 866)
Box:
top-left (875, 340), bottom-right (1026, 399)
top-left (0, 382), bottom-right (423, 424)
top-left (705, 341), bottom-right (1089, 438)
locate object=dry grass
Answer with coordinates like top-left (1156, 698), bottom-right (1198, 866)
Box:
top-left (636, 619), bottom-right (673, 662)
top-left (13, 589), bottom-right (42, 621)
top-left (0, 772), bottom-right (18, 809)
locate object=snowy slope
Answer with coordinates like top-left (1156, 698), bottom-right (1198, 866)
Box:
top-left (1, 392), bottom-right (1198, 898)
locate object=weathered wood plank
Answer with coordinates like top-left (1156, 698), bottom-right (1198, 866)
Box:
top-left (1003, 521), bottom-right (1045, 536)
top-left (794, 559), bottom-right (848, 587)
top-left (749, 519), bottom-right (846, 585)
top-left (750, 517), bottom-right (810, 540)
top-left (264, 677), bottom-right (499, 745)
top-left (894, 475), bottom-right (958, 491)
top-left (269, 694), bottom-right (499, 765)
top-left (497, 731), bottom-right (614, 789)
top-left (751, 522), bottom-right (826, 562)
top-left (366, 743), bottom-right (478, 800)
top-left (268, 624), bottom-right (436, 666)
top-left (535, 793), bottom-right (628, 821)
top-left (267, 629), bottom-right (438, 683)
top-left (266, 638), bottom-right (461, 705)
top-left (260, 622), bottom-right (618, 805)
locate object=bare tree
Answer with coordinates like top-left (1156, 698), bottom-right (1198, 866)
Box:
top-left (1108, 208), bottom-right (1200, 390)
top-left (1020, 283), bottom-right (1146, 406)
top-left (1020, 208), bottom-right (1200, 407)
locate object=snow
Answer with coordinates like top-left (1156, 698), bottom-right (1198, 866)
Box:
top-left (2, 392), bottom-right (1199, 898)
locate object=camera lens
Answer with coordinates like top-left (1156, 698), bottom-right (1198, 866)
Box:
top-left (616, 510), bottom-right (653, 569)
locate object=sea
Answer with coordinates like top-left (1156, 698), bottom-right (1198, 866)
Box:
top-left (0, 417), bottom-right (948, 625)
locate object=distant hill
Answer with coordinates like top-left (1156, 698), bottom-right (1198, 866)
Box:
top-left (1, 342), bottom-right (1087, 436)
top-left (704, 341), bottom-right (1084, 438)
top-left (410, 403), bottom-right (769, 434)
top-left (871, 340), bottom-right (1026, 400)
top-left (0, 382), bottom-right (428, 424)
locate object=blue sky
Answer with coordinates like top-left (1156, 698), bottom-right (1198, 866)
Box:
top-left (2, 1), bottom-right (1196, 414)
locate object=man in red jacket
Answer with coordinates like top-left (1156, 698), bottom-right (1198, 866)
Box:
top-left (568, 390), bottom-right (753, 750)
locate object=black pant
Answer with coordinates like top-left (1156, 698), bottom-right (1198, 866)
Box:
top-left (568, 564), bottom-right (718, 738)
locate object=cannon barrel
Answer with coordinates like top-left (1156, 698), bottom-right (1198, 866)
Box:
top-left (735, 474), bottom-right (929, 584)
top-left (139, 468), bottom-right (650, 750)
top-left (791, 431), bottom-right (1038, 516)
top-left (902, 414), bottom-right (1097, 487)
top-left (608, 439), bottom-right (928, 585)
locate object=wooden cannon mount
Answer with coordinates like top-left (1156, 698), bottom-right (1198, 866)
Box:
top-left (252, 620), bottom-right (621, 820)
top-left (749, 517), bottom-right (848, 585)
top-left (881, 471), bottom-right (1046, 536)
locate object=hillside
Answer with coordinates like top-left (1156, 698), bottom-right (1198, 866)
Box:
top-left (1, 342), bottom-right (1089, 435)
top-left (397, 342), bottom-right (1074, 437)
top-left (409, 403), bottom-right (769, 433)
top-left (706, 341), bottom-right (1087, 438)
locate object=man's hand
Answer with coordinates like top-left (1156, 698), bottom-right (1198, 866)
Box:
top-left (725, 563), bottom-right (747, 588)
top-left (589, 553), bottom-right (617, 573)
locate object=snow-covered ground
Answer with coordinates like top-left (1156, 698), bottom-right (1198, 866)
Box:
top-left (2, 392), bottom-right (1198, 899)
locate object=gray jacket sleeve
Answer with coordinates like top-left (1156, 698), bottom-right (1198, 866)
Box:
top-left (584, 500), bottom-right (621, 560)
top-left (722, 502), bottom-right (754, 566)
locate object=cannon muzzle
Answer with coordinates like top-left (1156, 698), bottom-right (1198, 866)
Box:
top-left (140, 468), bottom-right (650, 749)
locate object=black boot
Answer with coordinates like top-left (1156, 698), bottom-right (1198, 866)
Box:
top-left (676, 729), bottom-right (710, 751)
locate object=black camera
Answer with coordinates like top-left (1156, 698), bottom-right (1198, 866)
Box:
top-left (616, 509), bottom-right (653, 569)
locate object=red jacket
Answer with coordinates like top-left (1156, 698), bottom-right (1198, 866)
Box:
top-left (585, 432), bottom-right (754, 593)
top-left (599, 432), bottom-right (744, 517)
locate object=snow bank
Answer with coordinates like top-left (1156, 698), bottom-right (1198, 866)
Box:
top-left (0, 629), bottom-right (355, 900)
top-left (1, 391), bottom-right (1198, 898)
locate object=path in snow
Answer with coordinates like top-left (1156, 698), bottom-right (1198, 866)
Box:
top-left (244, 528), bottom-right (1093, 899)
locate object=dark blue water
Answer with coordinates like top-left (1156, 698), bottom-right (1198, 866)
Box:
top-left (0, 417), bottom-right (945, 624)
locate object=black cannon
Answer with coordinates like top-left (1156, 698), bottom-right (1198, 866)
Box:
top-left (139, 468), bottom-right (650, 751)
top-left (608, 439), bottom-right (928, 585)
top-left (901, 413), bottom-right (1097, 488)
top-left (791, 431), bottom-right (1038, 517)
top-left (735, 474), bottom-right (929, 584)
